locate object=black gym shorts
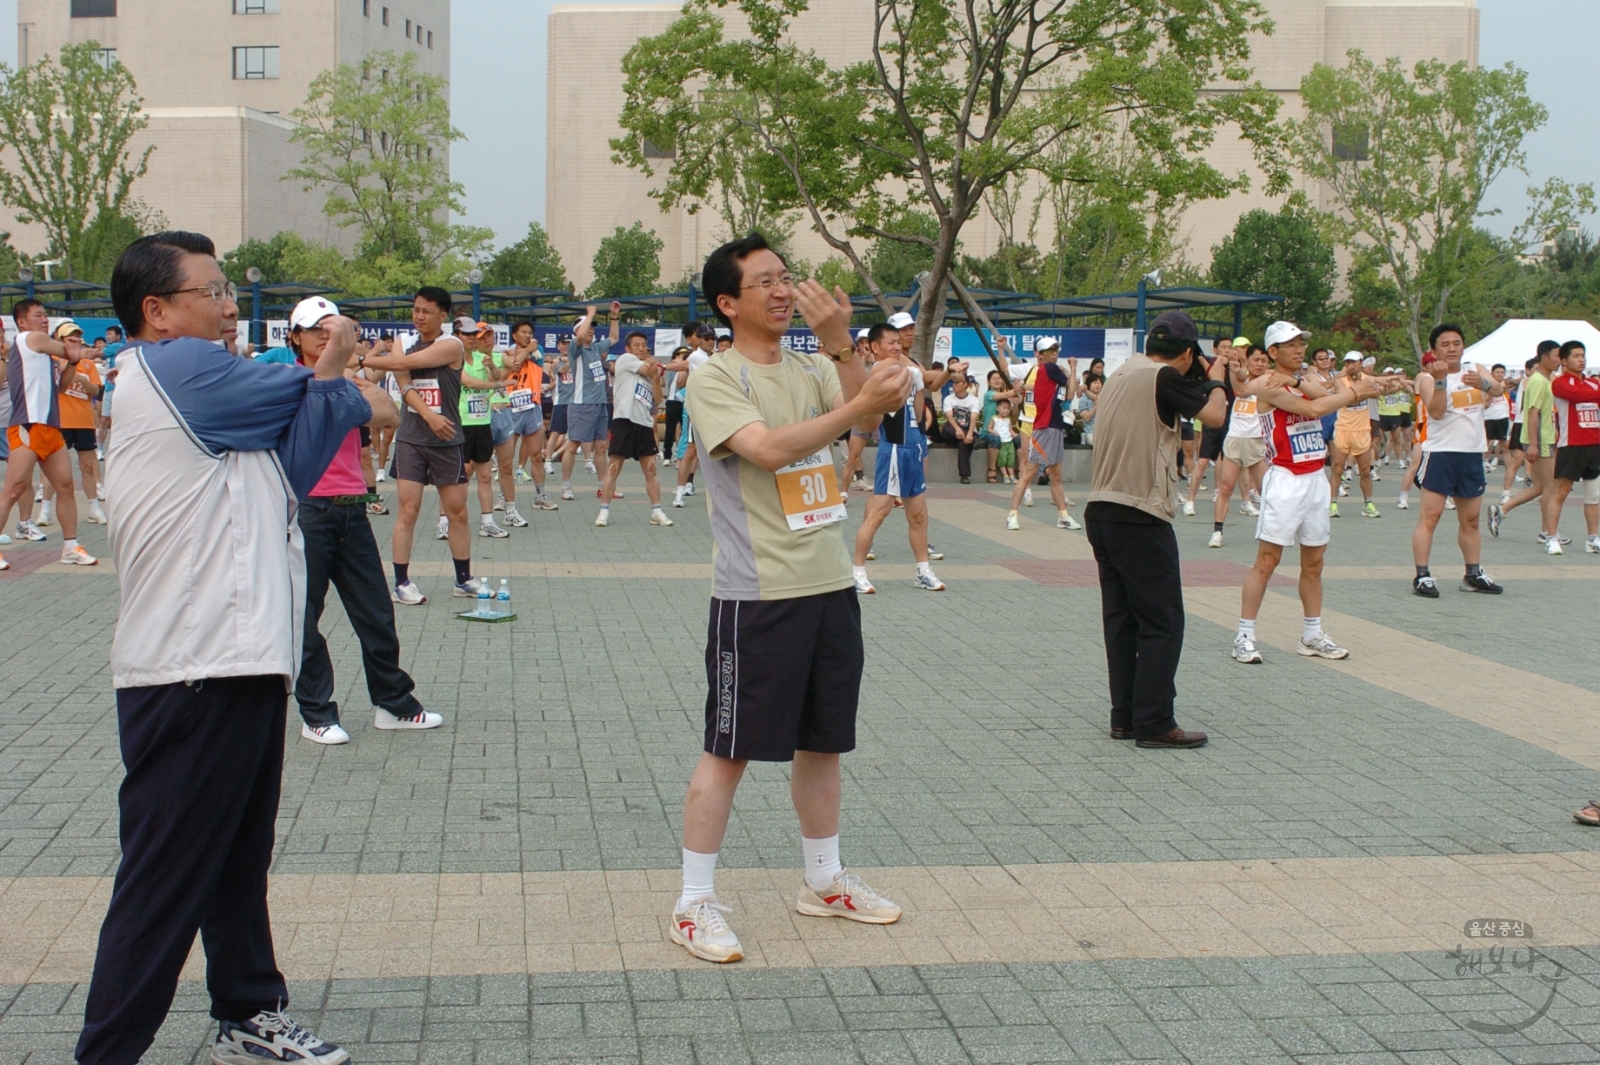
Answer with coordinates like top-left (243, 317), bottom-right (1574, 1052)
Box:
top-left (608, 418), bottom-right (658, 461)
top-left (703, 588), bottom-right (864, 762)
top-left (60, 428), bottom-right (97, 452)
top-left (1485, 418), bottom-right (1510, 442)
top-left (1509, 423), bottom-right (1524, 452)
top-left (1554, 443), bottom-right (1600, 483)
top-left (462, 423), bottom-right (494, 465)
top-left (1198, 425), bottom-right (1225, 461)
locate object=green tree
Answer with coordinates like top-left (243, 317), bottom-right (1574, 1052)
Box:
top-left (615, 0), bottom-right (1283, 362)
top-left (864, 209), bottom-right (942, 293)
top-left (287, 50), bottom-right (490, 268)
top-left (1208, 208), bottom-right (1336, 329)
top-left (483, 221), bottom-right (570, 291)
top-left (0, 41), bottom-right (152, 278)
top-left (1286, 51), bottom-right (1595, 358)
top-left (588, 222), bottom-right (663, 298)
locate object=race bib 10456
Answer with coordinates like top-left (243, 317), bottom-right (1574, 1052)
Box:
top-left (774, 449), bottom-right (846, 532)
top-left (1287, 417), bottom-right (1326, 462)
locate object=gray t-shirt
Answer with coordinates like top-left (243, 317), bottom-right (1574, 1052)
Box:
top-left (394, 334), bottom-right (465, 448)
top-left (569, 337), bottom-right (612, 406)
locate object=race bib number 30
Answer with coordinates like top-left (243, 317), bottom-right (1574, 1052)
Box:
top-left (775, 449), bottom-right (846, 531)
top-left (412, 377), bottom-right (442, 414)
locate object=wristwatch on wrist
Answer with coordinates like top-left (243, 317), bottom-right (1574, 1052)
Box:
top-left (828, 345), bottom-right (854, 363)
top-left (357, 352), bottom-right (366, 369)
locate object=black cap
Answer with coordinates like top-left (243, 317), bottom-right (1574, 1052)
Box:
top-left (1149, 310), bottom-right (1199, 342)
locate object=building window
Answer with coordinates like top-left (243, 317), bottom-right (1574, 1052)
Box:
top-left (232, 45), bottom-right (280, 80)
top-left (233, 0), bottom-right (280, 12)
top-left (405, 19), bottom-right (411, 38)
top-left (93, 47), bottom-right (117, 70)
top-left (70, 0), bottom-right (116, 16)
top-left (382, 7), bottom-right (389, 26)
top-left (1332, 124), bottom-right (1369, 162)
top-left (427, 30), bottom-right (433, 48)
top-left (362, 0), bottom-right (370, 14)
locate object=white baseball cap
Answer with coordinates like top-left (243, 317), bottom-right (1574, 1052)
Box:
top-left (1034, 335), bottom-right (1061, 352)
top-left (856, 327), bottom-right (872, 340)
top-left (1342, 351), bottom-right (1362, 363)
top-left (290, 296), bottom-right (340, 331)
top-left (1263, 321), bottom-right (1311, 348)
top-left (887, 312), bottom-right (915, 330)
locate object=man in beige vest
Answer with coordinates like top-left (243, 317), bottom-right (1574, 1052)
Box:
top-left (1085, 312), bottom-right (1229, 749)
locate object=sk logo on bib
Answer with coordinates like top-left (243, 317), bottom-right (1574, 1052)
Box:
top-left (774, 449), bottom-right (846, 531)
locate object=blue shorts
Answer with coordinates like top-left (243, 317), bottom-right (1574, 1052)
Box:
top-left (490, 408), bottom-right (515, 447)
top-left (1414, 449), bottom-right (1486, 500)
top-left (873, 442), bottom-right (926, 499)
top-left (506, 406), bottom-right (545, 437)
top-left (566, 402), bottom-right (608, 443)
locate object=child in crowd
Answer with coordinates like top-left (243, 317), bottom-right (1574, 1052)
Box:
top-left (990, 397), bottom-right (1017, 482)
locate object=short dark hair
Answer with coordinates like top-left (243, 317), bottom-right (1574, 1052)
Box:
top-left (111, 231), bottom-right (218, 337)
top-left (1429, 323), bottom-right (1464, 349)
top-left (625, 330), bottom-right (650, 348)
top-left (683, 318), bottom-right (715, 341)
top-left (1526, 357), bottom-right (1539, 371)
top-left (106, 325), bottom-right (123, 338)
top-left (1560, 340), bottom-right (1587, 361)
top-left (1537, 339), bottom-right (1560, 358)
top-left (1491, 363), bottom-right (1505, 372)
top-left (866, 322), bottom-right (894, 345)
top-left (414, 286), bottom-right (452, 313)
top-left (511, 318), bottom-right (533, 335)
top-left (10, 297), bottom-right (45, 322)
top-left (701, 232), bottom-right (788, 328)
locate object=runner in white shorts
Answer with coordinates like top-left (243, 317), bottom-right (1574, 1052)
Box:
top-left (1231, 322), bottom-right (1383, 665)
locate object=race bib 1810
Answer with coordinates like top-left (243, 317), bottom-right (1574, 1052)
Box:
top-left (774, 449), bottom-right (846, 532)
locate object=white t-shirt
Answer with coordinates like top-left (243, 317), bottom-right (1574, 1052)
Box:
top-left (675, 348), bottom-right (711, 400)
top-left (1485, 390), bottom-right (1510, 420)
top-left (1225, 393), bottom-right (1264, 439)
top-left (1423, 370), bottom-right (1488, 454)
top-left (989, 415), bottom-right (1014, 442)
top-left (611, 353), bottom-right (657, 428)
top-left (942, 391), bottom-right (982, 433)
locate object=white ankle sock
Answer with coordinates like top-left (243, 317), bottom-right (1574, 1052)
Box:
top-left (802, 835), bottom-right (842, 890)
top-left (1303, 616), bottom-right (1322, 641)
top-left (852, 566), bottom-right (867, 579)
top-left (63, 538), bottom-right (78, 551)
top-left (678, 848), bottom-right (718, 910)
top-left (1237, 618), bottom-right (1255, 640)
top-left (916, 561), bottom-right (933, 576)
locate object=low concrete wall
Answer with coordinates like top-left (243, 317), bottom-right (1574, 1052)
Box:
top-left (862, 443), bottom-right (1095, 483)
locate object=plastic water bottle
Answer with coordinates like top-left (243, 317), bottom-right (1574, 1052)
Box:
top-left (476, 577), bottom-right (493, 616)
top-left (496, 579), bottom-right (511, 610)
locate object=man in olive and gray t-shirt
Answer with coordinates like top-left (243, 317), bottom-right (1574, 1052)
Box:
top-left (560, 300), bottom-right (621, 498)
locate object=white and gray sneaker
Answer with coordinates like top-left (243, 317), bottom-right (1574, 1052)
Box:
top-left (913, 568), bottom-right (946, 591)
top-left (853, 570), bottom-right (875, 595)
top-left (391, 581), bottom-right (427, 606)
top-left (1207, 530), bottom-right (1223, 548)
top-left (502, 503), bottom-right (529, 527)
top-left (1231, 634), bottom-right (1262, 664)
top-left (85, 500), bottom-right (108, 524)
top-left (300, 723), bottom-right (351, 745)
top-left (796, 870), bottom-right (903, 924)
top-left (1297, 632), bottom-right (1349, 659)
top-left (16, 520), bottom-right (46, 542)
top-left (479, 519), bottom-right (510, 538)
top-left (669, 896), bottom-right (743, 963)
top-left (530, 494), bottom-right (559, 511)
top-left (435, 515), bottom-right (449, 540)
top-left (1240, 499), bottom-right (1260, 517)
top-left (374, 707), bottom-right (443, 730)
top-left (211, 1008), bottom-right (349, 1065)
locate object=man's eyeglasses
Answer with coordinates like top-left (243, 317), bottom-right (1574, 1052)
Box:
top-left (161, 280), bottom-right (237, 304)
top-left (742, 274), bottom-right (795, 293)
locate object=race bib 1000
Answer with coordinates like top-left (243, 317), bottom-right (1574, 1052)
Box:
top-left (774, 449), bottom-right (846, 532)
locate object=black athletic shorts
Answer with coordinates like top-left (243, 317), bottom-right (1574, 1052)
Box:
top-left (1180, 420), bottom-right (1195, 441)
top-left (550, 405), bottom-right (569, 436)
top-left (60, 428), bottom-right (97, 452)
top-left (703, 588), bottom-right (863, 762)
top-left (360, 425), bottom-right (372, 448)
top-left (1378, 414), bottom-right (1404, 433)
top-left (462, 424), bottom-right (494, 465)
top-left (1485, 418), bottom-right (1510, 442)
top-left (608, 418), bottom-right (657, 461)
top-left (1509, 423), bottom-right (1524, 451)
top-left (390, 441), bottom-right (467, 485)
top-left (1198, 425), bottom-right (1225, 461)
top-left (1555, 443), bottom-right (1600, 483)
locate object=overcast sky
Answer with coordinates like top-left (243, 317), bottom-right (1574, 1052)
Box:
top-left (0, 0), bottom-right (1590, 250)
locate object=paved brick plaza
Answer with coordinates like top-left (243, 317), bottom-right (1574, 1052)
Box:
top-left (4, 469), bottom-right (1600, 1064)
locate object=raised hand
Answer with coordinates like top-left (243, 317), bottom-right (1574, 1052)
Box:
top-left (856, 358), bottom-right (910, 416)
top-left (794, 280), bottom-right (854, 356)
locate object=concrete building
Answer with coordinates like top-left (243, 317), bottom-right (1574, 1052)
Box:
top-left (8, 0), bottom-right (450, 259)
top-left (547, 0), bottom-right (1479, 294)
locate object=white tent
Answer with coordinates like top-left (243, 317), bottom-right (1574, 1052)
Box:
top-left (1464, 319), bottom-right (1600, 369)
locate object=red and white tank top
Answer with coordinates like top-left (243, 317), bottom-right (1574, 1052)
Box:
top-left (1265, 391), bottom-right (1327, 475)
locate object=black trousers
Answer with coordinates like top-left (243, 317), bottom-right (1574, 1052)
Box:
top-left (940, 425), bottom-right (976, 479)
top-left (296, 497), bottom-right (423, 727)
top-left (1086, 518), bottom-right (1183, 738)
top-left (77, 676), bottom-right (291, 1065)
top-left (662, 398), bottom-right (685, 456)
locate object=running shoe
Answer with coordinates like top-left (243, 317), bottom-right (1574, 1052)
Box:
top-left (684, 483), bottom-right (695, 497)
top-left (1207, 531), bottom-right (1223, 549)
top-left (865, 550), bottom-right (875, 560)
top-left (0, 554), bottom-right (9, 571)
top-left (374, 707), bottom-right (444, 730)
top-left (1546, 537), bottom-right (1564, 555)
top-left (17, 520), bottom-right (45, 542)
top-left (1240, 500), bottom-right (1259, 517)
top-left (452, 578), bottom-right (485, 597)
top-left (585, 459), bottom-right (597, 474)
top-left (493, 491), bottom-right (505, 512)
top-left (594, 510), bottom-right (609, 527)
top-left (1588, 536), bottom-right (1600, 555)
top-left (1371, 470), bottom-right (1382, 481)
top-left (853, 571), bottom-right (875, 595)
top-left (796, 870), bottom-right (903, 924)
top-left (35, 506), bottom-right (51, 527)
top-left (1231, 634), bottom-right (1262, 664)
top-left (1487, 504), bottom-right (1502, 538)
top-left (0, 532), bottom-right (10, 545)
top-left (671, 494), bottom-right (687, 508)
top-left (211, 1008), bottom-right (349, 1065)
top-left (1362, 502), bottom-right (1380, 518)
top-left (502, 504), bottom-right (529, 527)
top-left (561, 486), bottom-right (575, 500)
top-left (435, 516), bottom-right (449, 540)
top-left (1460, 572), bottom-right (1503, 593)
top-left (1413, 574), bottom-right (1439, 598)
top-left (1058, 514), bottom-right (1082, 530)
top-left (1329, 502), bottom-right (1340, 518)
top-left (1022, 487), bottom-right (1034, 507)
top-left (1181, 500), bottom-right (1195, 516)
top-left (479, 519), bottom-right (510, 538)
top-left (301, 723), bottom-right (351, 745)
top-left (926, 544), bottom-right (944, 560)
top-left (1005, 511), bottom-right (1021, 531)
top-left (1297, 632), bottom-right (1349, 659)
top-left (1340, 469), bottom-right (1352, 483)
top-left (1500, 490), bottom-right (1512, 505)
top-left (83, 500), bottom-right (107, 524)
top-left (391, 581), bottom-right (427, 605)
top-left (650, 509), bottom-right (674, 526)
top-left (1537, 533), bottom-right (1572, 545)
top-left (669, 897), bottom-right (743, 963)
top-left (514, 468), bottom-right (532, 483)
top-left (32, 485), bottom-right (41, 503)
top-left (1337, 483), bottom-right (1349, 498)
top-left (1396, 496), bottom-right (1409, 510)
top-left (531, 495), bottom-right (559, 511)
top-left (1444, 498), bottom-right (1456, 510)
top-left (914, 569), bottom-right (946, 591)
top-left (60, 544), bottom-right (98, 566)
top-left (376, 469), bottom-right (386, 483)
top-left (544, 460), bottom-right (555, 475)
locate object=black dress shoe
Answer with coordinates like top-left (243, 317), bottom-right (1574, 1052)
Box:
top-left (1136, 727), bottom-right (1208, 749)
top-left (1109, 726), bottom-right (1134, 740)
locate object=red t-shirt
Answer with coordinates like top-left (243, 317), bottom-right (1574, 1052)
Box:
top-left (1552, 372), bottom-right (1600, 448)
top-left (1265, 392), bottom-right (1328, 475)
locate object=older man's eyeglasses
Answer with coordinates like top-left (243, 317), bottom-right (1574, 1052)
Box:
top-left (162, 280), bottom-right (237, 304)
top-left (742, 274), bottom-right (795, 293)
